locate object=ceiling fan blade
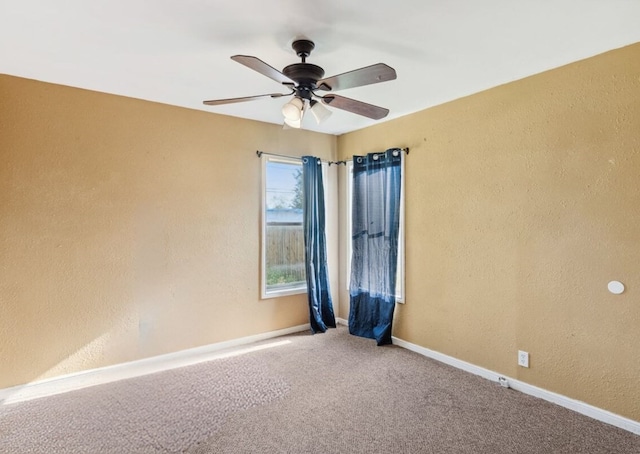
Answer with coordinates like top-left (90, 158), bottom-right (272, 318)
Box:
top-left (231, 55), bottom-right (294, 85)
top-left (321, 94), bottom-right (389, 120)
top-left (316, 63), bottom-right (396, 92)
top-left (203, 92), bottom-right (291, 106)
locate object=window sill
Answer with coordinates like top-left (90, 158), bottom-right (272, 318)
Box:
top-left (262, 285), bottom-right (307, 300)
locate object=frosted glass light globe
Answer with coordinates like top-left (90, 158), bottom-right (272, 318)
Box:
top-left (282, 98), bottom-right (304, 121)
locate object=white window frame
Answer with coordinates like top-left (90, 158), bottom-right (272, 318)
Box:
top-left (261, 156), bottom-right (307, 299)
top-left (345, 154), bottom-right (406, 303)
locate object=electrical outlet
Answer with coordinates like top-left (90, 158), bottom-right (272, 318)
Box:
top-left (518, 350), bottom-right (529, 368)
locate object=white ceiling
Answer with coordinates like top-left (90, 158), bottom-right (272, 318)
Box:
top-left (2, 0), bottom-right (640, 135)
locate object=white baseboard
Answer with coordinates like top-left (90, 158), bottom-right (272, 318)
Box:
top-left (336, 317), bottom-right (348, 326)
top-left (392, 335), bottom-right (640, 436)
top-left (0, 323), bottom-right (309, 405)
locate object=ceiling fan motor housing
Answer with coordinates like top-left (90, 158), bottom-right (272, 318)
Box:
top-left (283, 63), bottom-right (324, 93)
top-left (282, 39), bottom-right (325, 100)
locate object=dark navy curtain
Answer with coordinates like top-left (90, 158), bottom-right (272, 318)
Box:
top-left (302, 156), bottom-right (336, 333)
top-left (349, 148), bottom-right (402, 345)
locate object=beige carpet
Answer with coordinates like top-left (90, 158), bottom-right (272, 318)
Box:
top-left (1, 326), bottom-right (638, 453)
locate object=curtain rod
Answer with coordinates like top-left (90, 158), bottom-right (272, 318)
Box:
top-left (256, 147), bottom-right (409, 166)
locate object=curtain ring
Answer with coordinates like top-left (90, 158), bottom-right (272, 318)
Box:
top-left (373, 154), bottom-right (379, 161)
top-left (392, 150), bottom-right (399, 157)
top-left (356, 157), bottom-right (362, 163)
top-left (302, 157), bottom-right (309, 164)
top-left (317, 158), bottom-right (321, 165)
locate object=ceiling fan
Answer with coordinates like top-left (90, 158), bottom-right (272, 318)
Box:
top-left (203, 39), bottom-right (397, 128)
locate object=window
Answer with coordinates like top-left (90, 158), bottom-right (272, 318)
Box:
top-left (261, 157), bottom-right (306, 298)
top-left (345, 156), bottom-right (406, 302)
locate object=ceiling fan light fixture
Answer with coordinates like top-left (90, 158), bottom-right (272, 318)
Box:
top-left (282, 97), bottom-right (304, 121)
top-left (309, 99), bottom-right (332, 124)
top-left (283, 117), bottom-right (302, 129)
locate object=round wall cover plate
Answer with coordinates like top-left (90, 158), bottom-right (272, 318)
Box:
top-left (607, 281), bottom-right (625, 295)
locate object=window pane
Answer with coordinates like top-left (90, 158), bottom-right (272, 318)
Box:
top-left (264, 159), bottom-right (306, 296)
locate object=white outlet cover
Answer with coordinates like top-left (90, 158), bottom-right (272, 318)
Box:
top-left (608, 281), bottom-right (625, 294)
top-left (518, 350), bottom-right (529, 368)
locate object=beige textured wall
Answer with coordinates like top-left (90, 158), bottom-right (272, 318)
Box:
top-left (0, 75), bottom-right (337, 389)
top-left (337, 43), bottom-right (640, 421)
